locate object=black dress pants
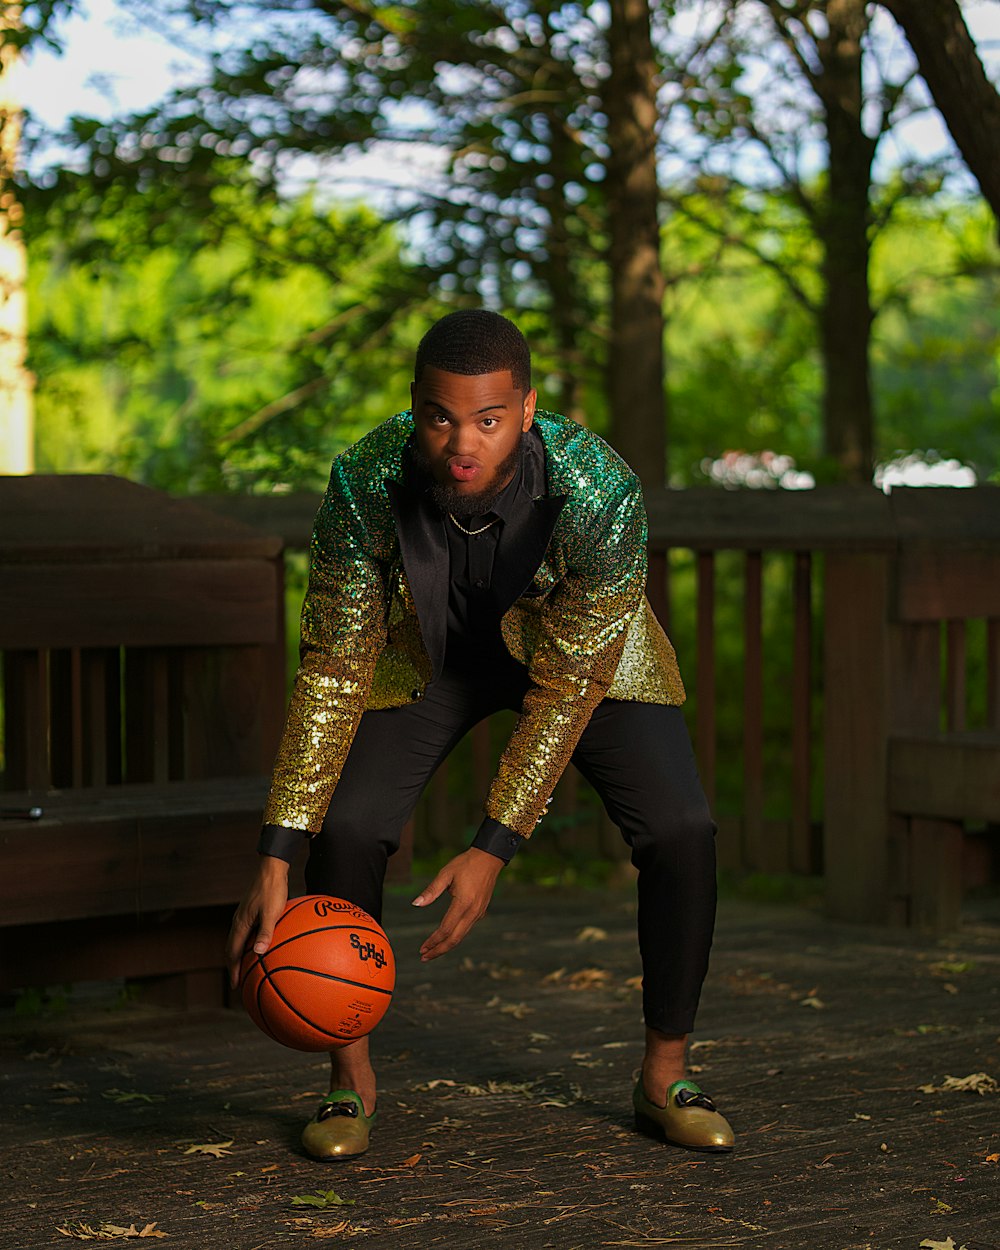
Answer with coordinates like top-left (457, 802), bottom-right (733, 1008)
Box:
top-left (304, 660), bottom-right (717, 1035)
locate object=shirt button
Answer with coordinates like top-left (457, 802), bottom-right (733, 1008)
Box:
top-left (474, 579), bottom-right (486, 590)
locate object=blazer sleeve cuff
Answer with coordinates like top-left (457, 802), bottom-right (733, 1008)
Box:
top-left (257, 823), bottom-right (308, 863)
top-left (471, 817), bottom-right (524, 864)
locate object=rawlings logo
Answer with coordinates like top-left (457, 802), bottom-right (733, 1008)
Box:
top-left (313, 899), bottom-right (368, 920)
top-left (349, 932), bottom-right (388, 970)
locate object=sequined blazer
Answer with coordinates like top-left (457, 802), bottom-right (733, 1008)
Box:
top-left (263, 409), bottom-right (685, 839)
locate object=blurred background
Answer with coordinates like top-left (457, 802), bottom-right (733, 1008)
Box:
top-left (3, 0), bottom-right (998, 495)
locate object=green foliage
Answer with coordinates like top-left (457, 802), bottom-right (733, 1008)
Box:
top-left (28, 163), bottom-right (998, 495)
top-left (23, 0), bottom-right (613, 419)
top-left (662, 188), bottom-right (824, 483)
top-left (26, 169), bottom-right (448, 492)
top-left (870, 199), bottom-right (1000, 480)
top-left (662, 190), bottom-right (999, 486)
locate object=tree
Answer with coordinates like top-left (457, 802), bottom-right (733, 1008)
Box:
top-left (880, 0), bottom-right (1000, 234)
top-left (658, 0), bottom-right (977, 481)
top-left (0, 5), bottom-right (34, 473)
top-left (20, 1), bottom-right (683, 481)
top-left (606, 0), bottom-right (667, 486)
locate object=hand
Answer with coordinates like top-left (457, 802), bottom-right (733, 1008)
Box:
top-left (225, 855), bottom-right (290, 989)
top-left (412, 848), bottom-right (503, 962)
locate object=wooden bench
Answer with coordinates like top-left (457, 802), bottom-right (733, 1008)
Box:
top-left (0, 475), bottom-right (287, 1002)
top-left (0, 778), bottom-right (274, 1003)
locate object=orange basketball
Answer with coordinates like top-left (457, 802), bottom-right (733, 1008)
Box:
top-left (240, 895), bottom-right (395, 1051)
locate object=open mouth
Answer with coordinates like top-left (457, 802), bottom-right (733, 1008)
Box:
top-left (447, 457), bottom-right (482, 482)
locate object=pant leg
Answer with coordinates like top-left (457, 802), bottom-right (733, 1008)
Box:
top-left (570, 701), bottom-right (717, 1035)
top-left (304, 670), bottom-right (499, 922)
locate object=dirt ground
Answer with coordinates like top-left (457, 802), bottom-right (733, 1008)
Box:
top-left (1, 884), bottom-right (998, 1250)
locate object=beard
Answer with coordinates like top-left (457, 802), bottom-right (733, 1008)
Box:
top-left (414, 434), bottom-right (524, 521)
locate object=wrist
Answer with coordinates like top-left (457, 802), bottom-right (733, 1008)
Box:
top-left (258, 854), bottom-right (290, 876)
top-left (467, 846), bottom-right (504, 872)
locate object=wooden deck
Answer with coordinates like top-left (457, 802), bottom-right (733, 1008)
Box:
top-left (2, 884), bottom-right (999, 1249)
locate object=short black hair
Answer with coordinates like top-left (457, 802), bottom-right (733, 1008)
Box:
top-left (414, 309), bottom-right (531, 393)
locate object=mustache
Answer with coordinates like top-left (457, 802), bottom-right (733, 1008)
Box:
top-left (413, 435), bottom-right (524, 520)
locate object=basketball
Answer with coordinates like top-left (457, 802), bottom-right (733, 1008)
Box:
top-left (240, 895), bottom-right (395, 1051)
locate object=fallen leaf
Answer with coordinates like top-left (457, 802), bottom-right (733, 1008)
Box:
top-left (929, 1197), bottom-right (954, 1214)
top-left (101, 1090), bottom-right (165, 1105)
top-left (311, 1223), bottom-right (353, 1237)
top-left (565, 967), bottom-right (611, 991)
top-left (799, 996), bottom-right (825, 1009)
top-left (920, 1238), bottom-right (969, 1250)
top-left (984, 1153), bottom-right (999, 1164)
top-left (918, 1073), bottom-right (998, 1096)
top-left (575, 926), bottom-right (608, 942)
top-left (401, 1153), bottom-right (421, 1167)
top-left (498, 1001), bottom-right (532, 1019)
top-left (928, 961), bottom-right (975, 976)
top-left (183, 1141), bottom-right (234, 1159)
top-left (291, 1189), bottom-right (355, 1209)
top-left (623, 975), bottom-right (642, 991)
top-left (56, 1223), bottom-right (168, 1240)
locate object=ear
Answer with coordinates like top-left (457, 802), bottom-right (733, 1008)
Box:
top-left (521, 388), bottom-right (537, 431)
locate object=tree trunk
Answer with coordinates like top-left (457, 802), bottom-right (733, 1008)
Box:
top-left (604, 0), bottom-right (667, 488)
top-left (0, 8), bottom-right (34, 474)
top-left (814, 0), bottom-right (875, 482)
top-left (540, 102), bottom-right (587, 426)
top-left (881, 0), bottom-right (1000, 236)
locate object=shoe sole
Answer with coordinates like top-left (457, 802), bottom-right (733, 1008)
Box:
top-left (302, 1144), bottom-right (369, 1162)
top-left (635, 1109), bottom-right (734, 1153)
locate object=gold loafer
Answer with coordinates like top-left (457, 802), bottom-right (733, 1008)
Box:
top-left (301, 1089), bottom-right (377, 1161)
top-left (633, 1077), bottom-right (734, 1153)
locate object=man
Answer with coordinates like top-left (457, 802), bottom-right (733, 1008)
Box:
top-left (226, 309), bottom-right (733, 1160)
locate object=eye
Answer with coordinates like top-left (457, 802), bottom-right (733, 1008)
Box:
top-left (481, 417), bottom-right (497, 428)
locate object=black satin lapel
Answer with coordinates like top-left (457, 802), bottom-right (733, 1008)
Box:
top-left (385, 478), bottom-right (448, 679)
top-left (490, 493), bottom-right (566, 617)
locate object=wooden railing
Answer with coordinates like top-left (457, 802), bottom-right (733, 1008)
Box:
top-left (196, 484), bottom-right (1000, 928)
top-left (0, 475), bottom-right (288, 999)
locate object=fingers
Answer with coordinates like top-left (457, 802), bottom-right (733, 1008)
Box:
top-left (419, 895), bottom-right (483, 962)
top-left (225, 912), bottom-right (253, 989)
top-left (252, 915), bottom-right (277, 955)
top-left (225, 870), bottom-right (288, 989)
top-left (412, 867), bottom-right (451, 909)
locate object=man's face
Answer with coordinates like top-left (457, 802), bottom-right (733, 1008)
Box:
top-left (411, 367), bottom-right (536, 516)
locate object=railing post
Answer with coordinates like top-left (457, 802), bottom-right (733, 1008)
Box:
top-left (823, 551), bottom-right (891, 923)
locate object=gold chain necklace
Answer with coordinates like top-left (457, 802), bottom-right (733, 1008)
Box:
top-left (448, 512), bottom-right (500, 537)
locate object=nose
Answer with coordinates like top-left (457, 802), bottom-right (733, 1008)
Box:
top-left (447, 421), bottom-right (479, 457)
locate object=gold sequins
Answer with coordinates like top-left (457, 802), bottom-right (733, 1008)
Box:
top-left (263, 409), bottom-right (685, 836)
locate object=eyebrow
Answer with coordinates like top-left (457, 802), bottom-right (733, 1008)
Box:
top-left (423, 400), bottom-right (509, 416)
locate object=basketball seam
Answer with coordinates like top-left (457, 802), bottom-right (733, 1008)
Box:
top-left (262, 924), bottom-right (392, 965)
top-left (260, 965), bottom-right (394, 997)
top-left (256, 961), bottom-right (377, 1043)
